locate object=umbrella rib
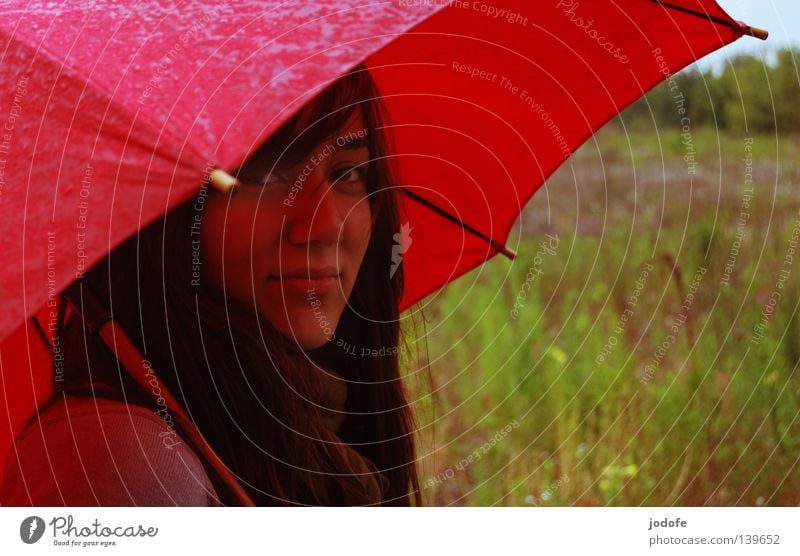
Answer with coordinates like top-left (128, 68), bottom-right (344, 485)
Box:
top-left (29, 315), bottom-right (52, 352)
top-left (648, 0), bottom-right (769, 40)
top-left (401, 188), bottom-right (517, 260)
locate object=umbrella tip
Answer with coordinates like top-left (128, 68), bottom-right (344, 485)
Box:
top-left (495, 242), bottom-right (517, 261)
top-left (736, 21), bottom-right (769, 41)
top-left (208, 168), bottom-right (241, 194)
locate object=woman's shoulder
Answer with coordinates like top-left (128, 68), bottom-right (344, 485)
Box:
top-left (0, 393), bottom-right (222, 507)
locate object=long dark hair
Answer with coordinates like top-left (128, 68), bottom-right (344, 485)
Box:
top-left (52, 64), bottom-right (423, 506)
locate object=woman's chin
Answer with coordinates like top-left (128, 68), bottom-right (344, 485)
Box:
top-left (286, 324), bottom-right (335, 351)
top-left (260, 306), bottom-right (338, 350)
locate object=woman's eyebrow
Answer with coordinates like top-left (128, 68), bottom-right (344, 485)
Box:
top-left (337, 135), bottom-right (368, 150)
top-left (272, 133), bottom-right (368, 167)
top-left (318, 132), bottom-right (368, 152)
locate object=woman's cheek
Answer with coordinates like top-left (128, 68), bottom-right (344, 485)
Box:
top-left (198, 197), bottom-right (228, 286)
top-left (200, 196), bottom-right (261, 288)
top-left (349, 199), bottom-right (372, 248)
top-left (344, 200), bottom-right (372, 285)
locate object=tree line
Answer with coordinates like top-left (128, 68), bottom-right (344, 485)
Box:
top-left (619, 48), bottom-right (800, 133)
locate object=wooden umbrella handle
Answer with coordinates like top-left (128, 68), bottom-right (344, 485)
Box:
top-left (739, 24), bottom-right (769, 41)
top-left (62, 279), bottom-right (256, 507)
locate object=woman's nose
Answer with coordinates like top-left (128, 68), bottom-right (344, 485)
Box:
top-left (285, 170), bottom-right (343, 247)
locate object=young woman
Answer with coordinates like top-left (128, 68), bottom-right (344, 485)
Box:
top-left (0, 64), bottom-right (423, 506)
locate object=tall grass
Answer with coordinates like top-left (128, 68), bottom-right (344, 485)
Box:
top-left (411, 128), bottom-right (800, 506)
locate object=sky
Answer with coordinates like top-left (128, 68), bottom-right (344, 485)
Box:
top-left (691, 0), bottom-right (800, 72)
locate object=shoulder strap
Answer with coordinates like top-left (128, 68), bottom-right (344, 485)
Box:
top-left (61, 280), bottom-right (254, 506)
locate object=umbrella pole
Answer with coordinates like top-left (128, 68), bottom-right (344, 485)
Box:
top-left (61, 279), bottom-right (256, 507)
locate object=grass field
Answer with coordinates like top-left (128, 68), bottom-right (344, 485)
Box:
top-left (408, 126), bottom-right (800, 506)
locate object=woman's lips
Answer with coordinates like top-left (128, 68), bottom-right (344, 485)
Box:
top-left (268, 273), bottom-right (341, 295)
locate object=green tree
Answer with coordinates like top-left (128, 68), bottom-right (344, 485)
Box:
top-left (619, 48), bottom-right (800, 133)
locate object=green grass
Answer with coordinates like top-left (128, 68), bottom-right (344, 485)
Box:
top-left (410, 128), bottom-right (800, 506)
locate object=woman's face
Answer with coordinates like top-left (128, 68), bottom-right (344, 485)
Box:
top-left (201, 109), bottom-right (372, 350)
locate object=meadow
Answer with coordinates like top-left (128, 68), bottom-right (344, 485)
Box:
top-left (408, 125), bottom-right (800, 506)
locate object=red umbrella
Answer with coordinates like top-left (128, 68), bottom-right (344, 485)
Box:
top-left (0, 0), bottom-right (765, 496)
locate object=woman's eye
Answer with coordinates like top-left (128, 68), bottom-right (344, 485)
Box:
top-left (330, 166), bottom-right (366, 185)
top-left (260, 171), bottom-right (286, 187)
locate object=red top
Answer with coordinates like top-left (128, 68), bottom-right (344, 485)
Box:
top-left (0, 395), bottom-right (221, 506)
